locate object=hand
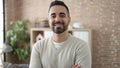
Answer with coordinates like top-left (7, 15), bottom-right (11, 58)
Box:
top-left (72, 64), bottom-right (81, 68)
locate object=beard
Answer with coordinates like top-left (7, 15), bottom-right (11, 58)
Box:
top-left (52, 21), bottom-right (68, 34)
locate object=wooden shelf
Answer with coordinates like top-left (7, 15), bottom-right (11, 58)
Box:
top-left (30, 28), bottom-right (92, 50)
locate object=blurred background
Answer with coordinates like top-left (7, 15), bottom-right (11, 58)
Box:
top-left (0, 0), bottom-right (120, 68)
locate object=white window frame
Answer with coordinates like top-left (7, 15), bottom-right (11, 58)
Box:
top-left (0, 0), bottom-right (3, 48)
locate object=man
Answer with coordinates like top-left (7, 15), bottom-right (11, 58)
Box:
top-left (29, 1), bottom-right (91, 68)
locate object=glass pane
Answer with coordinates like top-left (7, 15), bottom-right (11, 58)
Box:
top-left (0, 0), bottom-right (3, 49)
top-left (0, 0), bottom-right (3, 66)
top-left (73, 31), bottom-right (89, 44)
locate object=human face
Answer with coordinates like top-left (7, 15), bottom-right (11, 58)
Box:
top-left (48, 5), bottom-right (70, 34)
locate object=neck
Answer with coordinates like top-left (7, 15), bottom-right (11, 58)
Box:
top-left (52, 31), bottom-right (69, 43)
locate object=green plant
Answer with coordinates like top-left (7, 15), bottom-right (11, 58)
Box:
top-left (7, 20), bottom-right (30, 60)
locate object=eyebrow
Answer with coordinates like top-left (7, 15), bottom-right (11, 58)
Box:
top-left (50, 12), bottom-right (66, 15)
top-left (59, 12), bottom-right (66, 15)
top-left (51, 13), bottom-right (56, 16)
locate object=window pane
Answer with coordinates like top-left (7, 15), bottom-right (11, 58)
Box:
top-left (0, 0), bottom-right (3, 48)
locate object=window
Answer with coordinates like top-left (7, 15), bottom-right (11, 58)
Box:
top-left (0, 0), bottom-right (3, 48)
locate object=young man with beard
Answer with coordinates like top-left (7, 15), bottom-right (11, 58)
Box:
top-left (29, 1), bottom-right (91, 68)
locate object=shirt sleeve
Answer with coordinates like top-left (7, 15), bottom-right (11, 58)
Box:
top-left (75, 42), bottom-right (92, 68)
top-left (29, 41), bottom-right (43, 68)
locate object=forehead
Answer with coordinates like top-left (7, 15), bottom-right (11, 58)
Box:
top-left (49, 5), bottom-right (68, 15)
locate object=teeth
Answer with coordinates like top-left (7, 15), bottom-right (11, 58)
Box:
top-left (55, 24), bottom-right (62, 27)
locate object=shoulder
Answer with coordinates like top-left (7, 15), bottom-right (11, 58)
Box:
top-left (32, 38), bottom-right (50, 50)
top-left (69, 35), bottom-right (88, 49)
top-left (70, 35), bottom-right (86, 44)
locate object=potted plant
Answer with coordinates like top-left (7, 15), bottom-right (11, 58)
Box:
top-left (6, 20), bottom-right (30, 63)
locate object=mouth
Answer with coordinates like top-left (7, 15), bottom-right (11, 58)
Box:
top-left (54, 23), bottom-right (63, 28)
top-left (52, 22), bottom-right (67, 34)
top-left (53, 22), bottom-right (64, 27)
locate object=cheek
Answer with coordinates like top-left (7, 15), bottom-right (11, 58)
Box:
top-left (64, 20), bottom-right (70, 26)
top-left (49, 18), bottom-right (54, 23)
top-left (48, 20), bottom-right (53, 27)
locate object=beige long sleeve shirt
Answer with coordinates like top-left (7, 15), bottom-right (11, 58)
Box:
top-left (29, 35), bottom-right (91, 68)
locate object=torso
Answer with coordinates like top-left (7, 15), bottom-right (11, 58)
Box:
top-left (38, 35), bottom-right (84, 68)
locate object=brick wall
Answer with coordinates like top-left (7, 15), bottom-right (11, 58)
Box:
top-left (5, 0), bottom-right (120, 68)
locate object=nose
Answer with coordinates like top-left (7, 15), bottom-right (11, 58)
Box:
top-left (55, 16), bottom-right (61, 22)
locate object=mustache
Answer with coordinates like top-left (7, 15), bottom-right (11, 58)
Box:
top-left (53, 21), bottom-right (64, 26)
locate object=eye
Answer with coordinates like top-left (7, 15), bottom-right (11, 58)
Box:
top-left (50, 13), bottom-right (56, 18)
top-left (59, 12), bottom-right (66, 18)
top-left (51, 15), bottom-right (56, 18)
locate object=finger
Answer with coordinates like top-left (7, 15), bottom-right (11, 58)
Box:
top-left (72, 64), bottom-right (78, 68)
top-left (72, 64), bottom-right (81, 68)
top-left (76, 65), bottom-right (81, 68)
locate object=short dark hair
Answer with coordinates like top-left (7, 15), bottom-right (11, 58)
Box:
top-left (48, 0), bottom-right (70, 16)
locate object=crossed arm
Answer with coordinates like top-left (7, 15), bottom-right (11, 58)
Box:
top-left (29, 41), bottom-right (91, 68)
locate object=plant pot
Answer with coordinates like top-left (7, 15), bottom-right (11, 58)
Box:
top-left (6, 53), bottom-right (30, 64)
